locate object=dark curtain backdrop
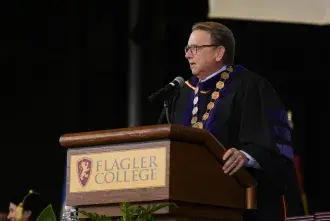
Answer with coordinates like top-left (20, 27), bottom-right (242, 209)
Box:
top-left (0, 0), bottom-right (328, 217)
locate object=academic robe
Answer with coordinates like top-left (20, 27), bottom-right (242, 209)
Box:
top-left (160, 65), bottom-right (297, 221)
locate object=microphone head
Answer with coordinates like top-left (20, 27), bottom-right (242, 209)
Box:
top-left (173, 76), bottom-right (185, 87)
top-left (148, 76), bottom-right (185, 103)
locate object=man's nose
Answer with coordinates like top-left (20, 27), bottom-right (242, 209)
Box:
top-left (185, 50), bottom-right (192, 59)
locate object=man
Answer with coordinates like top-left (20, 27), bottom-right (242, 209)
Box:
top-left (161, 21), bottom-right (297, 221)
top-left (7, 190), bottom-right (45, 221)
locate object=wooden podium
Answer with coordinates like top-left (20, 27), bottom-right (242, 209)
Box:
top-left (59, 124), bottom-right (257, 221)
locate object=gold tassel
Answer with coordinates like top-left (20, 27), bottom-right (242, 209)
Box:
top-left (15, 202), bottom-right (24, 221)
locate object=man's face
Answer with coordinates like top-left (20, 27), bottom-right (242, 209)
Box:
top-left (7, 202), bottom-right (17, 221)
top-left (7, 203), bottom-right (31, 221)
top-left (185, 30), bottom-right (220, 79)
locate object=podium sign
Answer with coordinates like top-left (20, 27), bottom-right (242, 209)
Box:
top-left (69, 147), bottom-right (167, 192)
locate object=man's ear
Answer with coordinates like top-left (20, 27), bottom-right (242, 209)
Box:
top-left (23, 210), bottom-right (32, 219)
top-left (215, 46), bottom-right (225, 62)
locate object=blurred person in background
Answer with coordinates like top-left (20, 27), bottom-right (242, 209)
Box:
top-left (6, 190), bottom-right (46, 221)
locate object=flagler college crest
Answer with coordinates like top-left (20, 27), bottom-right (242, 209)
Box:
top-left (77, 157), bottom-right (92, 187)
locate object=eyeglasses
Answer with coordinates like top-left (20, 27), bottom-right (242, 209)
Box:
top-left (184, 44), bottom-right (220, 55)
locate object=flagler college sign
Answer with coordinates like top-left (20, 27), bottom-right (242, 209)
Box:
top-left (69, 147), bottom-right (167, 193)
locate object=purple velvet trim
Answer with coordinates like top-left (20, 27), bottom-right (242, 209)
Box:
top-left (202, 65), bottom-right (245, 133)
top-left (276, 143), bottom-right (294, 160)
top-left (266, 109), bottom-right (294, 160)
top-left (265, 109), bottom-right (290, 125)
top-left (203, 98), bottom-right (224, 136)
top-left (181, 65), bottom-right (245, 129)
top-left (273, 126), bottom-right (292, 142)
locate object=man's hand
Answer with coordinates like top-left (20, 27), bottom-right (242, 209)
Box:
top-left (222, 148), bottom-right (248, 176)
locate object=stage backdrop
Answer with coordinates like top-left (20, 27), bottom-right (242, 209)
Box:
top-left (208, 0), bottom-right (330, 25)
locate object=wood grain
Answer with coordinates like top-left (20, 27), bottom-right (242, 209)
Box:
top-left (169, 141), bottom-right (246, 209)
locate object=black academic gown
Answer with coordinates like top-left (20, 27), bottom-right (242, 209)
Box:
top-left (162, 65), bottom-right (297, 221)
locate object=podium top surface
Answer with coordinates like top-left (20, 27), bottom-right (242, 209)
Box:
top-left (60, 124), bottom-right (219, 148)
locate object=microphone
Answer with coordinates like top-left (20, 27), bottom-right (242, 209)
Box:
top-left (148, 76), bottom-right (185, 102)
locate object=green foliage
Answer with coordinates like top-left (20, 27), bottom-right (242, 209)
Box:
top-left (35, 201), bottom-right (177, 221)
top-left (79, 211), bottom-right (112, 221)
top-left (36, 204), bottom-right (57, 221)
top-left (80, 202), bottom-right (177, 221)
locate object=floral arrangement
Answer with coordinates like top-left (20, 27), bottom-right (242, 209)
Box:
top-left (16, 190), bottom-right (177, 221)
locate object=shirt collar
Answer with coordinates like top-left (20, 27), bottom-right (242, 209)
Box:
top-left (200, 65), bottom-right (227, 82)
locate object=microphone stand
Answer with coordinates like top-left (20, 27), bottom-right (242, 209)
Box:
top-left (157, 108), bottom-right (165, 124)
top-left (153, 80), bottom-right (182, 125)
top-left (164, 100), bottom-right (171, 124)
top-left (156, 100), bottom-right (171, 124)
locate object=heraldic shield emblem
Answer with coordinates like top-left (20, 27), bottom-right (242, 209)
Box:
top-left (77, 157), bottom-right (92, 187)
